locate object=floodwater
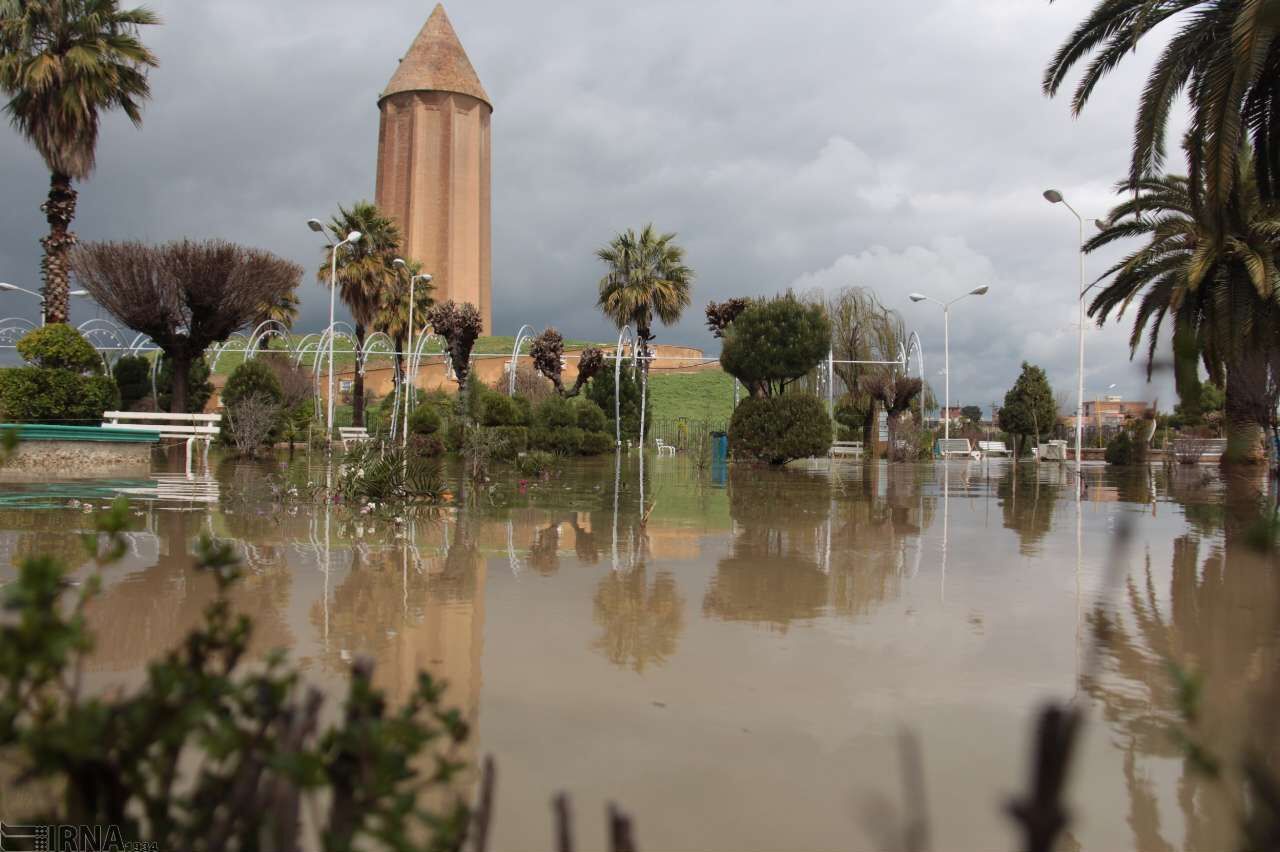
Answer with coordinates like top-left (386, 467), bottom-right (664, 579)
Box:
top-left (0, 454), bottom-right (1276, 851)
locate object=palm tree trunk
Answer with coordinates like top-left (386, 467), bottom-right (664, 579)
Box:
top-left (1223, 355), bottom-right (1267, 465)
top-left (353, 323), bottom-right (366, 428)
top-left (40, 171), bottom-right (77, 325)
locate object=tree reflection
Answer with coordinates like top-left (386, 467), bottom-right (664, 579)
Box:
top-left (703, 466), bottom-right (926, 631)
top-left (997, 466), bottom-right (1062, 556)
top-left (591, 566), bottom-right (684, 673)
top-left (1084, 473), bottom-right (1280, 852)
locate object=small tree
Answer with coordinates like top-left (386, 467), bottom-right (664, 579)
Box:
top-left (1001, 362), bottom-right (1057, 456)
top-left (961, 404), bottom-right (983, 424)
top-left (705, 298), bottom-right (749, 337)
top-left (530, 328), bottom-right (604, 398)
top-left (426, 301), bottom-right (482, 414)
top-left (861, 374), bottom-right (924, 451)
top-left (720, 294), bottom-right (831, 398)
top-left (70, 240), bottom-right (301, 412)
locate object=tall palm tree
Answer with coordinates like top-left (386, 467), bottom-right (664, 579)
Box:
top-left (1044, 0), bottom-right (1280, 212)
top-left (0, 0), bottom-right (159, 324)
top-left (596, 224), bottom-right (693, 373)
top-left (1085, 147), bottom-right (1280, 463)
top-left (375, 256), bottom-right (434, 382)
top-left (318, 202), bottom-right (402, 428)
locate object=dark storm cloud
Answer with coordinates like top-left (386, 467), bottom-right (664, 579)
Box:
top-left (0, 0), bottom-right (1182, 408)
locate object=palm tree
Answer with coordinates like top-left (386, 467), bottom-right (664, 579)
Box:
top-left (1085, 148), bottom-right (1280, 463)
top-left (1043, 0), bottom-right (1280, 212)
top-left (375, 256), bottom-right (434, 380)
top-left (252, 289), bottom-right (299, 350)
top-left (318, 202), bottom-right (402, 428)
top-left (596, 224), bottom-right (693, 373)
top-left (0, 0), bottom-right (159, 324)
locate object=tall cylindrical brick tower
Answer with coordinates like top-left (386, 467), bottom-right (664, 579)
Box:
top-left (375, 4), bottom-right (492, 331)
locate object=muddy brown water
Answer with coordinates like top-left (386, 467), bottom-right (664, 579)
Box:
top-left (0, 454), bottom-right (1275, 851)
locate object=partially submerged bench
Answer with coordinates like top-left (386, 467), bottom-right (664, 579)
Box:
top-left (977, 440), bottom-right (1010, 456)
top-left (339, 427), bottom-right (371, 451)
top-left (829, 441), bottom-right (863, 459)
top-left (1171, 437), bottom-right (1227, 464)
top-left (935, 438), bottom-right (979, 459)
top-left (102, 411), bottom-right (220, 473)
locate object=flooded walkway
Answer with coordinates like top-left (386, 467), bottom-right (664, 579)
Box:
top-left (0, 455), bottom-right (1273, 851)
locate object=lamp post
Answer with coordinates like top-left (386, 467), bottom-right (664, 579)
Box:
top-left (1043, 190), bottom-right (1107, 473)
top-left (909, 286), bottom-right (990, 442)
top-left (392, 258), bottom-right (431, 453)
top-left (0, 283), bottom-right (89, 325)
top-left (308, 220), bottom-right (362, 442)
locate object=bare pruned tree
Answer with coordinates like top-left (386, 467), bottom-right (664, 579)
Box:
top-left (531, 328), bottom-right (567, 394)
top-left (569, 347), bottom-right (605, 397)
top-left (70, 240), bottom-right (301, 412)
top-left (705, 298), bottom-right (749, 338)
top-left (425, 301), bottom-right (482, 410)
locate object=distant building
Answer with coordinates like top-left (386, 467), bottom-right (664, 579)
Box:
top-left (375, 4), bottom-right (493, 332)
top-left (1063, 396), bottom-right (1150, 430)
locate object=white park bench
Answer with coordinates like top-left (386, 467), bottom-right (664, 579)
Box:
top-left (102, 411), bottom-right (221, 474)
top-left (339, 427), bottom-right (371, 451)
top-left (654, 437), bottom-right (676, 457)
top-left (1037, 440), bottom-right (1068, 462)
top-left (977, 440), bottom-right (1011, 456)
top-left (1171, 437), bottom-right (1227, 464)
top-left (829, 441), bottom-right (863, 459)
top-left (935, 438), bottom-right (980, 459)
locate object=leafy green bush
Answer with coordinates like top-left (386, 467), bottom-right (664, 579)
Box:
top-left (487, 425), bottom-right (528, 460)
top-left (728, 393), bottom-right (832, 464)
top-left (534, 395), bottom-right (577, 430)
top-left (0, 369), bottom-right (119, 424)
top-left (532, 425), bottom-right (585, 456)
top-left (223, 359), bottom-right (283, 408)
top-left (0, 502), bottom-right (469, 849)
top-left (720, 294), bottom-right (831, 397)
top-left (575, 398), bottom-right (608, 433)
top-left (516, 450), bottom-right (557, 477)
top-left (586, 365), bottom-right (649, 441)
top-left (580, 430), bottom-right (614, 455)
top-left (112, 355), bottom-right (152, 410)
top-left (410, 403), bottom-right (442, 435)
top-left (338, 441), bottom-right (445, 503)
top-left (1105, 430), bottom-right (1135, 465)
top-left (481, 393), bottom-right (526, 427)
top-left (16, 323), bottom-right (102, 373)
top-left (409, 433), bottom-right (446, 458)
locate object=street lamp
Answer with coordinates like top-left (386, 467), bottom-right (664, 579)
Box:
top-left (1044, 188), bottom-right (1089, 474)
top-left (308, 219), bottom-right (362, 441)
top-left (0, 283), bottom-right (90, 325)
top-left (909, 285), bottom-right (990, 442)
top-left (392, 258), bottom-right (431, 454)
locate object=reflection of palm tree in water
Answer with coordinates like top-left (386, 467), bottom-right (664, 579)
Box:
top-left (591, 565), bottom-right (684, 673)
top-left (1084, 477), bottom-right (1280, 851)
top-left (527, 513), bottom-right (602, 576)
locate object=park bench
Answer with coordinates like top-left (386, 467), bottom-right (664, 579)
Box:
top-left (1037, 440), bottom-right (1068, 462)
top-left (102, 411), bottom-right (221, 474)
top-left (830, 441), bottom-right (864, 459)
top-left (654, 438), bottom-right (676, 457)
top-left (935, 438), bottom-right (979, 459)
top-left (977, 440), bottom-right (1010, 456)
top-left (1170, 437), bottom-right (1227, 464)
top-left (339, 427), bottom-right (371, 451)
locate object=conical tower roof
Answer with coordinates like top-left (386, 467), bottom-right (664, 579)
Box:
top-left (382, 4), bottom-right (490, 108)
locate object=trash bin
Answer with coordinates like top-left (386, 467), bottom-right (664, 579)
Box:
top-left (711, 431), bottom-right (728, 462)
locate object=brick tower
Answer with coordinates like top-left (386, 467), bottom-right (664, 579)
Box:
top-left (375, 4), bottom-right (492, 331)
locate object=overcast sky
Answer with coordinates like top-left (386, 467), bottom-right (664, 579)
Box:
top-left (0, 0), bottom-right (1187, 413)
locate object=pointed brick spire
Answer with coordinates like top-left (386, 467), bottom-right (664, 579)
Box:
top-left (382, 4), bottom-right (490, 107)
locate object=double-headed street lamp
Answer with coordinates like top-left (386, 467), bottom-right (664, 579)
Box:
top-left (308, 219), bottom-right (362, 441)
top-left (909, 285), bottom-right (990, 442)
top-left (1042, 189), bottom-right (1109, 474)
top-left (0, 282), bottom-right (89, 325)
top-left (392, 258), bottom-right (432, 453)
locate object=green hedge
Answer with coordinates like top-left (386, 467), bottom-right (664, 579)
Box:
top-left (0, 369), bottom-right (119, 425)
top-left (409, 404), bottom-right (442, 436)
top-left (16, 324), bottom-right (102, 373)
top-left (728, 394), bottom-right (832, 465)
top-left (112, 356), bottom-right (152, 410)
top-left (486, 425), bottom-right (528, 460)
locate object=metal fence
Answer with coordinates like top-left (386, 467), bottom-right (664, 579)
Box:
top-left (648, 417), bottom-right (728, 452)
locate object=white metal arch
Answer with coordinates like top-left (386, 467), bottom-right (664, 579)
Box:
top-left (244, 320), bottom-right (293, 356)
top-left (507, 324), bottom-right (535, 396)
top-left (614, 325), bottom-right (637, 448)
